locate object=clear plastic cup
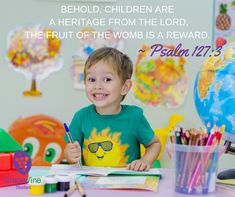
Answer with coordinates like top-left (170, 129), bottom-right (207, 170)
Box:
top-left (167, 144), bottom-right (225, 194)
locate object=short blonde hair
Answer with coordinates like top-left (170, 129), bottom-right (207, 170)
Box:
top-left (84, 47), bottom-right (133, 83)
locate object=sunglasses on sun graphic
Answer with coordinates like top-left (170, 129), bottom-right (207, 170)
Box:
top-left (88, 141), bottom-right (113, 153)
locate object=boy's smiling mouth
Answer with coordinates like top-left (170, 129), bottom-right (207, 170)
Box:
top-left (93, 93), bottom-right (109, 100)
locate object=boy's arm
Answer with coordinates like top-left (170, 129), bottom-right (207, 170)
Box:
top-left (141, 135), bottom-right (161, 166)
top-left (127, 108), bottom-right (161, 171)
top-left (127, 135), bottom-right (161, 171)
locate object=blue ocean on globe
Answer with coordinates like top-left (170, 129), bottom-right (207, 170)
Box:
top-left (194, 52), bottom-right (235, 143)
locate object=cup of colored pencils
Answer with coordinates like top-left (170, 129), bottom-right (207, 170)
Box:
top-left (167, 126), bottom-right (225, 194)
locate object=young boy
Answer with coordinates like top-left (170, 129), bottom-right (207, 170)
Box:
top-left (64, 47), bottom-right (161, 171)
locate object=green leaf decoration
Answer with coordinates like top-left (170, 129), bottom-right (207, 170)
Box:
top-left (220, 3), bottom-right (228, 14)
top-left (231, 1), bottom-right (235, 7)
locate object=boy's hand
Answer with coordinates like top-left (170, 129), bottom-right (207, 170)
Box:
top-left (126, 159), bottom-right (151, 171)
top-left (64, 141), bottom-right (81, 164)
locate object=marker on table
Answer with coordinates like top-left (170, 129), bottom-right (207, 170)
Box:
top-left (63, 179), bottom-right (86, 197)
top-left (76, 179), bottom-right (86, 197)
top-left (64, 184), bottom-right (77, 197)
top-left (64, 123), bottom-right (82, 168)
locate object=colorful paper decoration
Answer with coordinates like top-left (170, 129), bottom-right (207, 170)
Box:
top-left (133, 45), bottom-right (189, 108)
top-left (71, 28), bottom-right (125, 89)
top-left (103, 29), bottom-right (125, 50)
top-left (6, 25), bottom-right (63, 96)
top-left (213, 0), bottom-right (235, 48)
top-left (9, 114), bottom-right (66, 166)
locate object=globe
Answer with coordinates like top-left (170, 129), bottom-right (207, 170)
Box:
top-left (194, 43), bottom-right (235, 143)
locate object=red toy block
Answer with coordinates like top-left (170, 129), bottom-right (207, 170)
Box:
top-left (0, 170), bottom-right (28, 187)
top-left (0, 153), bottom-right (11, 170)
top-left (9, 152), bottom-right (16, 170)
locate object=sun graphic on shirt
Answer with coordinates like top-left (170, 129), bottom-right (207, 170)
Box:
top-left (83, 128), bottom-right (129, 167)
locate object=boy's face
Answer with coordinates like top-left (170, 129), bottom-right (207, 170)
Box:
top-left (85, 60), bottom-right (130, 113)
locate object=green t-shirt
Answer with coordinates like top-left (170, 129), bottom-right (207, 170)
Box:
top-left (64, 104), bottom-right (154, 167)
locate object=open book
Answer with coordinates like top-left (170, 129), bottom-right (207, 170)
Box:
top-left (80, 175), bottom-right (160, 192)
top-left (50, 164), bottom-right (161, 177)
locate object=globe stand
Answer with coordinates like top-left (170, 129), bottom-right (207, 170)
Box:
top-left (217, 141), bottom-right (235, 179)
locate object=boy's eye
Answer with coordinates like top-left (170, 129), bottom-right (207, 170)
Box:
top-left (88, 77), bottom-right (95, 82)
top-left (103, 77), bottom-right (112, 82)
